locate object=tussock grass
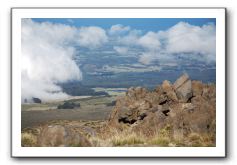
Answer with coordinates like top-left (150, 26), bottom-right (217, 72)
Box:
top-left (149, 136), bottom-right (170, 146)
top-left (21, 132), bottom-right (37, 147)
top-left (21, 120), bottom-right (215, 147)
top-left (110, 132), bottom-right (145, 146)
top-left (187, 133), bottom-right (215, 147)
top-left (90, 127), bottom-right (146, 147)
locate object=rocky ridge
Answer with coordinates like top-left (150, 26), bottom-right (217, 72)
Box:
top-left (108, 73), bottom-right (216, 140)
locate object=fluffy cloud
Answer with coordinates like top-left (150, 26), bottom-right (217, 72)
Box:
top-left (21, 19), bottom-right (110, 102)
top-left (158, 22), bottom-right (216, 62)
top-left (77, 26), bottom-right (108, 49)
top-left (138, 52), bottom-right (157, 65)
top-left (138, 31), bottom-right (161, 50)
top-left (21, 19), bottom-right (83, 102)
top-left (138, 51), bottom-right (176, 65)
top-left (138, 22), bottom-right (216, 65)
top-left (109, 24), bottom-right (130, 35)
top-left (117, 29), bottom-right (142, 46)
top-left (113, 46), bottom-right (128, 55)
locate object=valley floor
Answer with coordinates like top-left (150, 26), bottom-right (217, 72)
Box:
top-left (21, 95), bottom-right (116, 129)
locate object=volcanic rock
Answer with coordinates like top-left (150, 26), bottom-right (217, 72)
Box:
top-left (173, 74), bottom-right (193, 102)
top-left (108, 73), bottom-right (216, 140)
top-left (192, 80), bottom-right (203, 96)
top-left (173, 73), bottom-right (189, 90)
top-left (162, 80), bottom-right (178, 102)
top-left (37, 125), bottom-right (92, 147)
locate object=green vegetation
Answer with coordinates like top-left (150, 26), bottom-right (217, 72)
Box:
top-left (57, 101), bottom-right (80, 109)
top-left (60, 82), bottom-right (109, 96)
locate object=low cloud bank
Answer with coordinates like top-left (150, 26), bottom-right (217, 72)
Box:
top-left (21, 19), bottom-right (107, 102)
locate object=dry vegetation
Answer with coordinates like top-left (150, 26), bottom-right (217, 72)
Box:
top-left (22, 120), bottom-right (215, 147)
top-left (21, 74), bottom-right (216, 147)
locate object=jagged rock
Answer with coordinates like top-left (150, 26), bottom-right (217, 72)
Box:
top-left (37, 125), bottom-right (92, 147)
top-left (182, 103), bottom-right (195, 112)
top-left (174, 76), bottom-right (193, 102)
top-left (126, 87), bottom-right (135, 98)
top-left (202, 85), bottom-right (216, 100)
top-left (144, 92), bottom-right (162, 106)
top-left (149, 105), bottom-right (162, 113)
top-left (173, 73), bottom-right (189, 90)
top-left (108, 74), bottom-right (215, 140)
top-left (162, 80), bottom-right (178, 102)
top-left (192, 81), bottom-right (203, 96)
top-left (158, 94), bottom-right (168, 105)
top-left (126, 87), bottom-right (148, 99)
top-left (118, 106), bottom-right (131, 119)
top-left (155, 86), bottom-right (163, 94)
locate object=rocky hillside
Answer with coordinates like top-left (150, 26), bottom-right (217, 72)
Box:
top-left (108, 73), bottom-right (216, 142)
top-left (22, 73), bottom-right (216, 147)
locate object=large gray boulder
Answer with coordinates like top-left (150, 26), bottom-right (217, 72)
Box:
top-left (173, 73), bottom-right (189, 90)
top-left (173, 74), bottom-right (193, 102)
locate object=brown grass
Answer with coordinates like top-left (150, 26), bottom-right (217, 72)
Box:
top-left (21, 132), bottom-right (37, 147)
top-left (21, 120), bottom-right (215, 147)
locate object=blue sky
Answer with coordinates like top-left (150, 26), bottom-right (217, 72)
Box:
top-left (32, 18), bottom-right (216, 32)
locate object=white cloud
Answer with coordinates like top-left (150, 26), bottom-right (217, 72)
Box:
top-left (138, 31), bottom-right (161, 50)
top-left (137, 22), bottom-right (216, 65)
top-left (118, 29), bottom-right (142, 46)
top-left (139, 51), bottom-right (180, 65)
top-left (109, 24), bottom-right (130, 35)
top-left (113, 46), bottom-right (128, 55)
top-left (77, 26), bottom-right (108, 49)
top-left (116, 29), bottom-right (161, 52)
top-left (138, 52), bottom-right (157, 65)
top-left (21, 19), bottom-right (82, 102)
top-left (159, 22), bottom-right (216, 58)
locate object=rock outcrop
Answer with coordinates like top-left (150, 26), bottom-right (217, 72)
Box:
top-left (37, 125), bottom-right (92, 147)
top-left (108, 73), bottom-right (216, 139)
top-left (173, 73), bottom-right (192, 102)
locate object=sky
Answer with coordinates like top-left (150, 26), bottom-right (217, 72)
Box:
top-left (22, 18), bottom-right (216, 101)
top-left (32, 18), bottom-right (216, 33)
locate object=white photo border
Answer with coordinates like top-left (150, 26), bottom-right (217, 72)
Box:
top-left (11, 8), bottom-right (226, 157)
